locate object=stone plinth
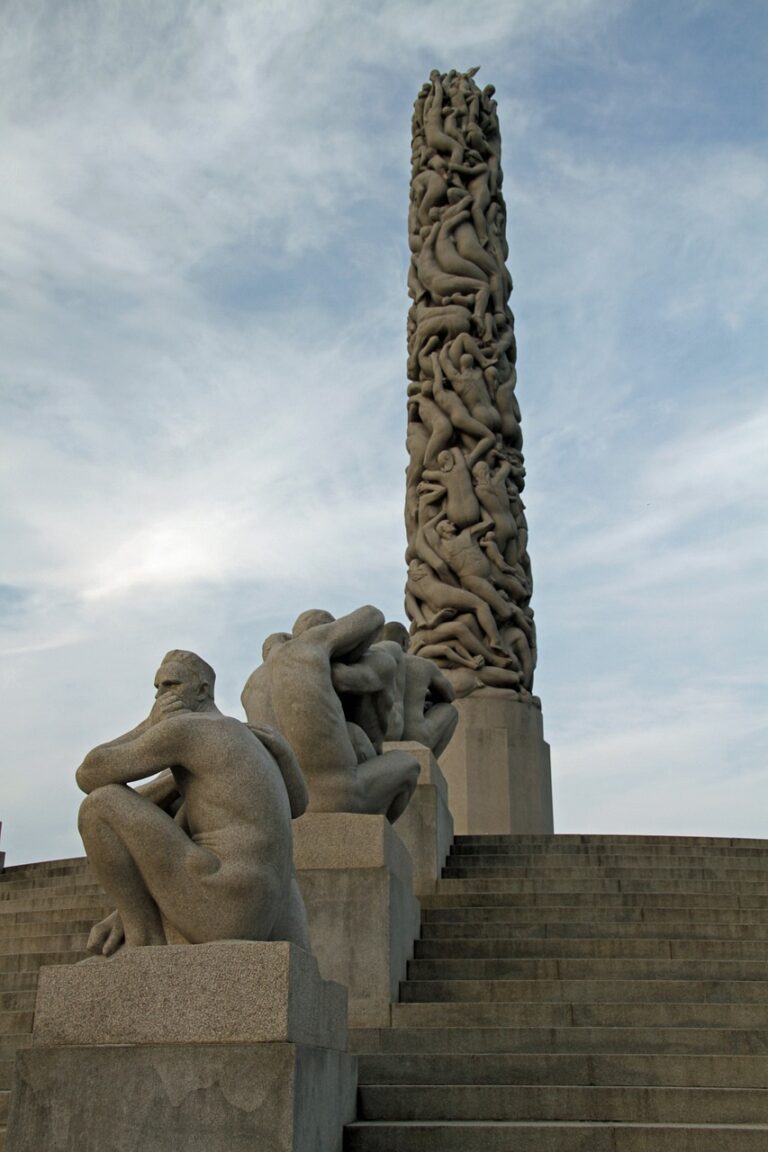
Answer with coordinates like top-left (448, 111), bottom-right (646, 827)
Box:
top-left (385, 741), bottom-right (453, 894)
top-left (7, 942), bottom-right (356, 1152)
top-left (293, 814), bottom-right (420, 1027)
top-left (438, 692), bottom-right (553, 835)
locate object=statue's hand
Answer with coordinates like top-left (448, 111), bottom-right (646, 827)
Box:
top-left (149, 694), bottom-right (187, 725)
top-left (87, 910), bottom-right (125, 957)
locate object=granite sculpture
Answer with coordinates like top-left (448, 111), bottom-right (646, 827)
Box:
top-left (241, 605), bottom-right (423, 821)
top-left (378, 621), bottom-right (458, 758)
top-left (77, 649), bottom-right (310, 955)
top-left (405, 67), bottom-right (537, 700)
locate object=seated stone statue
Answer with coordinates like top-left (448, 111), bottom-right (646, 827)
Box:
top-left (241, 605), bottom-right (420, 823)
top-left (77, 650), bottom-right (310, 957)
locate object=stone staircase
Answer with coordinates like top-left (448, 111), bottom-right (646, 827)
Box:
top-left (4, 837), bottom-right (768, 1149)
top-left (0, 857), bottom-right (109, 1151)
top-left (346, 833), bottom-right (768, 1150)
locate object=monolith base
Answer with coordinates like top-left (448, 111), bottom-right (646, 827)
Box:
top-left (293, 814), bottom-right (420, 1027)
top-left (7, 941), bottom-right (356, 1152)
top-left (438, 692), bottom-right (554, 835)
top-left (385, 741), bottom-right (453, 894)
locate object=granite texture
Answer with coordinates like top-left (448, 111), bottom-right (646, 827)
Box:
top-left (439, 692), bottom-right (553, 834)
top-left (293, 814), bottom-right (420, 1027)
top-left (32, 940), bottom-right (347, 1049)
top-left (384, 741), bottom-right (454, 894)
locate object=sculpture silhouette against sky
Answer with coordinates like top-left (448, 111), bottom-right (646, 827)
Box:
top-left (405, 68), bottom-right (537, 701)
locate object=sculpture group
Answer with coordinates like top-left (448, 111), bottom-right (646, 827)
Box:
top-left (78, 607), bottom-right (456, 957)
top-left (405, 68), bottom-right (537, 700)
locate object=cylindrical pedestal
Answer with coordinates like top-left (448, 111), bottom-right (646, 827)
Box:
top-left (438, 691), bottom-right (553, 835)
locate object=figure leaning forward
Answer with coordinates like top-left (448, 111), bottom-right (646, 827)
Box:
top-left (77, 650), bottom-right (310, 957)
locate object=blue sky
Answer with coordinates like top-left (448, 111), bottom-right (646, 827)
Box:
top-left (1, 0), bottom-right (766, 864)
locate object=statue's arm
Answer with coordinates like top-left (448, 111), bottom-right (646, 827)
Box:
top-left (76, 717), bottom-right (190, 795)
top-left (426, 662), bottom-right (456, 703)
top-left (323, 605), bottom-right (385, 659)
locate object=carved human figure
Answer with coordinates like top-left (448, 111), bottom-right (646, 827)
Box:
top-left (415, 217), bottom-right (490, 319)
top-left (241, 606), bottom-right (419, 823)
top-left (77, 650), bottom-right (310, 957)
top-left (471, 456), bottom-right (517, 552)
top-left (406, 559), bottom-right (503, 652)
top-left (429, 353), bottom-right (496, 466)
top-left (439, 346), bottom-right (501, 435)
top-left (378, 622), bottom-right (458, 759)
top-left (434, 517), bottom-right (514, 620)
top-left (421, 447), bottom-right (480, 529)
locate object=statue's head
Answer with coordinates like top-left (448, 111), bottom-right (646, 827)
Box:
top-left (154, 650), bottom-right (215, 710)
top-left (437, 450), bottom-right (454, 471)
top-left (292, 609), bottom-right (335, 637)
top-left (436, 520), bottom-right (457, 538)
top-left (472, 460), bottom-right (490, 482)
top-left (381, 621), bottom-right (410, 652)
top-left (262, 631), bottom-right (291, 660)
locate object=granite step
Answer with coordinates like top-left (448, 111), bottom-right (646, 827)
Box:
top-left (454, 835), bottom-right (768, 847)
top-left (406, 956), bottom-right (768, 982)
top-left (0, 994), bottom-right (35, 1014)
top-left (0, 1012), bottom-right (33, 1037)
top-left (357, 1051), bottom-right (768, 1088)
top-left (433, 877), bottom-right (768, 895)
top-left (350, 1024), bottom-right (768, 1056)
top-left (355, 1083), bottom-right (768, 1124)
top-left (390, 1000), bottom-right (768, 1029)
top-left (0, 951), bottom-right (89, 974)
top-left (0, 906), bottom-right (108, 930)
top-left (442, 864), bottom-right (768, 882)
top-left (0, 973), bottom-right (44, 993)
top-left (0, 932), bottom-right (90, 955)
top-left (344, 1120), bottom-right (768, 1151)
top-left (0, 858), bottom-right (89, 879)
top-left (420, 890), bottom-right (768, 908)
top-left (0, 878), bottom-right (103, 897)
top-left (399, 977), bottom-right (768, 1004)
top-left (414, 936), bottom-right (768, 959)
top-left (421, 917), bottom-right (768, 938)
top-left (0, 1037), bottom-right (30, 1063)
top-left (449, 842), bottom-right (768, 859)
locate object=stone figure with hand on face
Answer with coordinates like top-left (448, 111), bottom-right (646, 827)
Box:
top-left (78, 650), bottom-right (310, 958)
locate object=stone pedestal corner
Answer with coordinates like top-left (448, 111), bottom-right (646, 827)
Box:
top-left (7, 941), bottom-right (356, 1152)
top-left (438, 691), bottom-right (553, 835)
top-left (385, 741), bottom-right (454, 894)
top-left (293, 813), bottom-right (420, 1028)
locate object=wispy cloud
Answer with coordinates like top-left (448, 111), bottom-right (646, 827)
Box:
top-left (1, 0), bottom-right (765, 863)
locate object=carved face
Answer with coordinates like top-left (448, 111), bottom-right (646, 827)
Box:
top-left (153, 661), bottom-right (207, 711)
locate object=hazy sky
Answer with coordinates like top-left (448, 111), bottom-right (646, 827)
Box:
top-left (2, 1), bottom-right (766, 864)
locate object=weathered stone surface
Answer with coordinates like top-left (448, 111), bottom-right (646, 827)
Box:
top-left (9, 1042), bottom-right (356, 1152)
top-left (439, 693), bottom-right (552, 834)
top-left (384, 742), bottom-right (453, 894)
top-left (32, 941), bottom-right (346, 1050)
top-left (404, 68), bottom-right (537, 702)
top-left (242, 607), bottom-right (421, 822)
top-left (293, 814), bottom-right (420, 1027)
top-left (6, 940), bottom-right (356, 1152)
top-left (77, 650), bottom-right (310, 957)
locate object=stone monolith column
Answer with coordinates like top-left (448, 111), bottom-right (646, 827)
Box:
top-left (404, 68), bottom-right (553, 834)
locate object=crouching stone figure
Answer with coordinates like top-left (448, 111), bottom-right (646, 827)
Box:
top-left (77, 649), bottom-right (310, 957)
top-left (241, 605), bottom-right (421, 823)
